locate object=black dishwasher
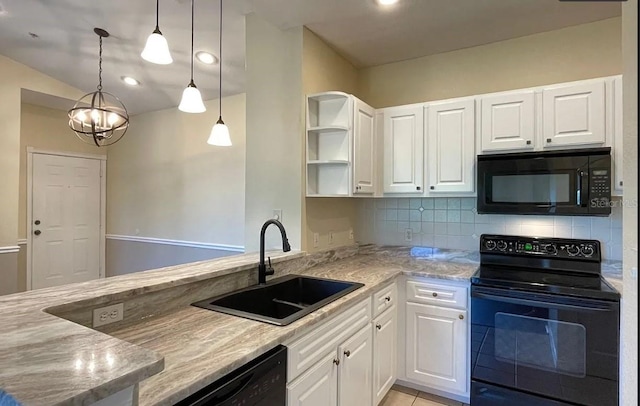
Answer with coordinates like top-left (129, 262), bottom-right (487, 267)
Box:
top-left (174, 345), bottom-right (287, 406)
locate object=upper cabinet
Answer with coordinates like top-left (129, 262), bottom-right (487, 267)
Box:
top-left (383, 105), bottom-right (424, 194)
top-left (426, 99), bottom-right (475, 194)
top-left (353, 98), bottom-right (376, 195)
top-left (542, 81), bottom-right (606, 148)
top-left (480, 91), bottom-right (535, 152)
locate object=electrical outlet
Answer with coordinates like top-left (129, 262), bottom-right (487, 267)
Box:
top-left (405, 228), bottom-right (413, 242)
top-left (349, 228), bottom-right (354, 240)
top-left (273, 209), bottom-right (282, 222)
top-left (328, 231), bottom-right (334, 245)
top-left (313, 233), bottom-right (319, 248)
top-left (93, 303), bottom-right (124, 328)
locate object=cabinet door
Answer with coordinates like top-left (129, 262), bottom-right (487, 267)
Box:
top-left (373, 306), bottom-right (397, 405)
top-left (542, 81), bottom-right (606, 148)
top-left (353, 98), bottom-right (376, 195)
top-left (480, 91), bottom-right (535, 152)
top-left (406, 302), bottom-right (467, 394)
top-left (338, 324), bottom-right (373, 406)
top-left (613, 77), bottom-right (623, 194)
top-left (426, 99), bottom-right (475, 193)
top-left (383, 105), bottom-right (424, 194)
top-left (288, 353), bottom-right (338, 406)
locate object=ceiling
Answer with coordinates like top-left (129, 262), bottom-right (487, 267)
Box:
top-left (0, 0), bottom-right (620, 115)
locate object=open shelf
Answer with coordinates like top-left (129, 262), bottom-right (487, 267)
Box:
top-left (306, 164), bottom-right (350, 197)
top-left (307, 93), bottom-right (351, 128)
top-left (307, 125), bottom-right (349, 134)
top-left (307, 160), bottom-right (350, 165)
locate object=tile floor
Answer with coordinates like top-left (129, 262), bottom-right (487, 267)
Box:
top-left (380, 385), bottom-right (469, 406)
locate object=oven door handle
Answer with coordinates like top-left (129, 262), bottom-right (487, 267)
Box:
top-left (472, 291), bottom-right (616, 312)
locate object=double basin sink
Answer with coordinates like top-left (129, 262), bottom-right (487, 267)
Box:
top-left (192, 275), bottom-right (364, 326)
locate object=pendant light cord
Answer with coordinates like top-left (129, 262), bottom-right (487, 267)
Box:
top-left (190, 0), bottom-right (194, 82)
top-left (97, 35), bottom-right (103, 91)
top-left (218, 0), bottom-right (223, 116)
top-left (155, 0), bottom-right (160, 29)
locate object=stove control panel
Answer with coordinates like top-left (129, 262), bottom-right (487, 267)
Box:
top-left (480, 234), bottom-right (600, 260)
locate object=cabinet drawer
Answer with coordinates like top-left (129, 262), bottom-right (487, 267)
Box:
top-left (287, 297), bottom-right (371, 382)
top-left (373, 281), bottom-right (397, 318)
top-left (406, 280), bottom-right (467, 309)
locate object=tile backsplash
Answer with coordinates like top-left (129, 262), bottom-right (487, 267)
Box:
top-left (355, 197), bottom-right (623, 260)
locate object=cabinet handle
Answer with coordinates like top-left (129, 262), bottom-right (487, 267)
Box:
top-left (526, 140), bottom-right (531, 145)
top-left (333, 358), bottom-right (340, 366)
top-left (416, 186), bottom-right (421, 191)
top-left (430, 186), bottom-right (435, 190)
top-left (546, 138), bottom-right (552, 143)
top-left (344, 350), bottom-right (351, 357)
top-left (376, 324), bottom-right (382, 330)
top-left (620, 181), bottom-right (623, 186)
top-left (385, 296), bottom-right (391, 302)
top-left (432, 292), bottom-right (438, 297)
top-left (459, 314), bottom-right (465, 320)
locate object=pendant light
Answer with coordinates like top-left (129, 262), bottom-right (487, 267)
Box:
top-left (207, 0), bottom-right (232, 146)
top-left (141, 0), bottom-right (173, 65)
top-left (178, 0), bottom-right (206, 113)
top-left (68, 28), bottom-right (129, 147)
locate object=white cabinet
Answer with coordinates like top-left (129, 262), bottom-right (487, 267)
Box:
top-left (288, 353), bottom-right (338, 406)
top-left (338, 324), bottom-right (373, 406)
top-left (480, 91), bottom-right (535, 152)
top-left (542, 81), bottom-right (606, 148)
top-left (383, 105), bottom-right (424, 194)
top-left (353, 97), bottom-right (376, 195)
top-left (426, 99), bottom-right (475, 193)
top-left (405, 302), bottom-right (467, 394)
top-left (613, 77), bottom-right (623, 194)
top-left (373, 306), bottom-right (397, 405)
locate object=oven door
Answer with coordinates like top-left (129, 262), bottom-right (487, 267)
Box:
top-left (477, 154), bottom-right (589, 215)
top-left (471, 286), bottom-right (619, 406)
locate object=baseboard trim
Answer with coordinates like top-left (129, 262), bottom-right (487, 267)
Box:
top-left (0, 246), bottom-right (20, 254)
top-left (106, 234), bottom-right (244, 253)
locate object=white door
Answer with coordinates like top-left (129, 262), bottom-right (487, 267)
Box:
top-left (480, 91), bottom-right (535, 152)
top-left (383, 105), bottom-right (424, 194)
top-left (32, 154), bottom-right (102, 289)
top-left (406, 302), bottom-right (467, 394)
top-left (353, 98), bottom-right (375, 195)
top-left (426, 100), bottom-right (475, 194)
top-left (613, 77), bottom-right (623, 194)
top-left (287, 353), bottom-right (338, 406)
top-left (338, 324), bottom-right (373, 406)
top-left (542, 81), bottom-right (606, 148)
top-left (373, 306), bottom-right (397, 405)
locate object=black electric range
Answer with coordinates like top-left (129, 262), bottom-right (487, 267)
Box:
top-left (470, 234), bottom-right (620, 406)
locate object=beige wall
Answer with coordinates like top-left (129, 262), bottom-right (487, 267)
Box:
top-left (19, 103), bottom-right (103, 239)
top-left (358, 18), bottom-right (622, 108)
top-left (107, 93), bottom-right (246, 247)
top-left (302, 28), bottom-right (360, 252)
top-left (244, 14), bottom-right (303, 253)
top-left (0, 55), bottom-right (84, 248)
top-left (621, 1), bottom-right (638, 404)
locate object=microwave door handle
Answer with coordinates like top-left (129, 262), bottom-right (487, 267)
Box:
top-left (576, 170), bottom-right (585, 206)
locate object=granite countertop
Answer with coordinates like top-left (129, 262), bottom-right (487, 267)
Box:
top-left (0, 250), bottom-right (304, 406)
top-left (0, 244), bottom-right (624, 406)
top-left (109, 250), bottom-right (479, 406)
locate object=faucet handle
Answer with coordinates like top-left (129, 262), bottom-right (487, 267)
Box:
top-left (266, 257), bottom-right (275, 276)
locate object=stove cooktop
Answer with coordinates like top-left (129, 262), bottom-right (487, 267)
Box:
top-left (472, 234), bottom-right (621, 301)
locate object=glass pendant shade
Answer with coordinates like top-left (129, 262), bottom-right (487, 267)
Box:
top-left (178, 81), bottom-right (206, 113)
top-left (141, 29), bottom-right (173, 64)
top-left (207, 117), bottom-right (232, 146)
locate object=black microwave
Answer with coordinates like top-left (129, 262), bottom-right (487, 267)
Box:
top-left (477, 148), bottom-right (611, 216)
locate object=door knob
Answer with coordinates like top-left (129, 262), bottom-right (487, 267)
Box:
top-left (333, 358), bottom-right (340, 366)
top-left (34, 220), bottom-right (41, 225)
top-left (34, 230), bottom-right (41, 236)
top-left (459, 314), bottom-right (465, 320)
top-left (344, 350), bottom-right (351, 357)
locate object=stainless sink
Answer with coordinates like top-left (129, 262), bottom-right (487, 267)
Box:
top-left (192, 275), bottom-right (364, 326)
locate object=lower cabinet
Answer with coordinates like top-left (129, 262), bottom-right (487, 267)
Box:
top-left (287, 353), bottom-right (338, 406)
top-left (338, 324), bottom-right (373, 406)
top-left (373, 306), bottom-right (397, 405)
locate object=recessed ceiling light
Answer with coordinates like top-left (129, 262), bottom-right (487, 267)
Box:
top-left (195, 51), bottom-right (218, 65)
top-left (377, 0), bottom-right (399, 5)
top-left (121, 76), bottom-right (140, 86)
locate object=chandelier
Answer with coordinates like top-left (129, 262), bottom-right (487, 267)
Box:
top-left (68, 28), bottom-right (130, 147)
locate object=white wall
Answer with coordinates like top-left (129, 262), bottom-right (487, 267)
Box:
top-left (356, 197), bottom-right (624, 260)
top-left (106, 93), bottom-right (246, 247)
top-left (621, 0), bottom-right (638, 404)
top-left (244, 13), bottom-right (303, 253)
